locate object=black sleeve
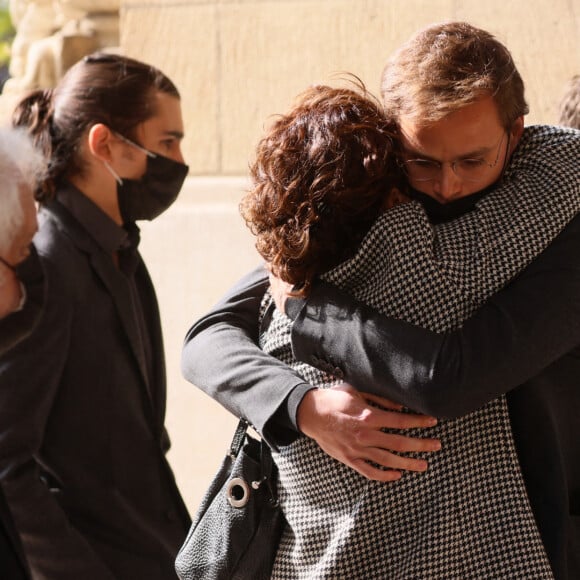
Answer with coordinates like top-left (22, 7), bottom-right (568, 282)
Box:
top-left (0, 247), bottom-right (45, 355)
top-left (181, 264), bottom-right (314, 447)
top-left (0, 248), bottom-right (116, 579)
top-left (290, 212), bottom-right (580, 418)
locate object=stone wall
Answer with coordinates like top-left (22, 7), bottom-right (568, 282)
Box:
top-left (124, 0), bottom-right (580, 514)
top-left (121, 0), bottom-right (579, 176)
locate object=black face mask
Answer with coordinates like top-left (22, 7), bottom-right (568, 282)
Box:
top-left (116, 153), bottom-right (188, 223)
top-left (105, 134), bottom-right (189, 223)
top-left (406, 185), bottom-right (493, 224)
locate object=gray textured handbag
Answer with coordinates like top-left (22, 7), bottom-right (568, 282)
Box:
top-left (175, 419), bottom-right (284, 580)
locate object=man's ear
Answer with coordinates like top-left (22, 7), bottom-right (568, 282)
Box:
top-left (87, 124), bottom-right (114, 162)
top-left (383, 187), bottom-right (408, 210)
top-left (509, 116), bottom-right (525, 152)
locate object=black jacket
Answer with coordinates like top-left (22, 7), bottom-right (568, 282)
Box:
top-left (0, 198), bottom-right (190, 579)
top-left (0, 248), bottom-right (45, 580)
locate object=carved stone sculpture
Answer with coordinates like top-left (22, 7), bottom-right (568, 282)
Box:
top-left (3, 0), bottom-right (120, 95)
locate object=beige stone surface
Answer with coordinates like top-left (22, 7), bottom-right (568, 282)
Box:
top-left (218, 0), bottom-right (454, 173)
top-left (121, 4), bottom-right (220, 174)
top-left (122, 0), bottom-right (193, 5)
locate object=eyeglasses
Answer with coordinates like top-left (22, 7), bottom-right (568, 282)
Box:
top-left (401, 132), bottom-right (508, 183)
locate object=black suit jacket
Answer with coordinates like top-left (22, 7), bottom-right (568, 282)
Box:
top-left (0, 199), bottom-right (190, 579)
top-left (0, 478), bottom-right (28, 579)
top-left (0, 247), bottom-right (45, 580)
top-left (183, 213), bottom-right (580, 579)
top-left (0, 248), bottom-right (44, 355)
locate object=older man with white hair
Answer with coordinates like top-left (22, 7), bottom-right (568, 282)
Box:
top-left (0, 125), bottom-right (45, 580)
top-left (0, 126), bottom-right (46, 351)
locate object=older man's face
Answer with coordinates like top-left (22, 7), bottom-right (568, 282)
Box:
top-left (2, 183), bottom-right (38, 267)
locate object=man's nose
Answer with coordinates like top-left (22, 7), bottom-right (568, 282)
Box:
top-left (172, 145), bottom-right (186, 165)
top-left (432, 163), bottom-right (463, 202)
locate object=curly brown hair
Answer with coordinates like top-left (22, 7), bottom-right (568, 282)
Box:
top-left (240, 81), bottom-right (402, 295)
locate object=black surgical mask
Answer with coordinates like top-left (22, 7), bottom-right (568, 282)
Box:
top-left (105, 135), bottom-right (189, 223)
top-left (406, 185), bottom-right (493, 224)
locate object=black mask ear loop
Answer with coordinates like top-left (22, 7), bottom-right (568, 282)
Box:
top-left (102, 130), bottom-right (157, 185)
top-left (114, 131), bottom-right (157, 160)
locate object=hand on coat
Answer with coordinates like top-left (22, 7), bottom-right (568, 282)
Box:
top-left (297, 383), bottom-right (441, 481)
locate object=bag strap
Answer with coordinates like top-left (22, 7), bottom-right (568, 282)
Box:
top-left (229, 418), bottom-right (250, 458)
top-left (230, 418), bottom-right (279, 507)
top-left (259, 438), bottom-right (279, 507)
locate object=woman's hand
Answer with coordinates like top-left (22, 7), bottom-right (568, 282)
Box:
top-left (297, 383), bottom-right (441, 481)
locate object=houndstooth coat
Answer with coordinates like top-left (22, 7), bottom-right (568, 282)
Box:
top-left (259, 126), bottom-right (580, 580)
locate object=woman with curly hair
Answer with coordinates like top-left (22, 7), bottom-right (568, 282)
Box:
top-left (241, 82), bottom-right (406, 296)
top-left (228, 80), bottom-right (580, 578)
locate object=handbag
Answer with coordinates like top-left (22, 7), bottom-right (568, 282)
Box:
top-left (175, 418), bottom-right (284, 580)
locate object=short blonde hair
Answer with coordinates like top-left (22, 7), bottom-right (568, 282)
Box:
top-left (381, 21), bottom-right (529, 128)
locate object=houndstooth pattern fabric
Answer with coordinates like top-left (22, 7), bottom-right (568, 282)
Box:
top-left (259, 126), bottom-right (580, 579)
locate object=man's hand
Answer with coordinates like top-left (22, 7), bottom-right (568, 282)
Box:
top-left (297, 383), bottom-right (441, 482)
top-left (268, 272), bottom-right (295, 314)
